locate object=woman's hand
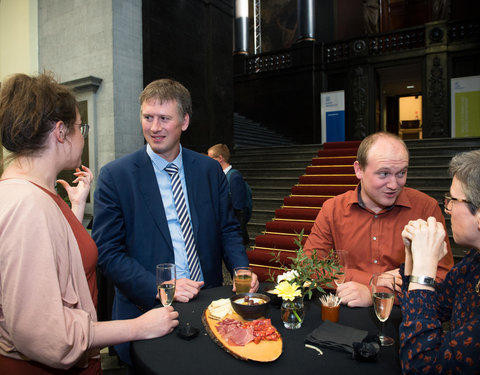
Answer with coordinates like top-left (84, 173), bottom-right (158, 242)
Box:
top-left (403, 217), bottom-right (447, 278)
top-left (401, 219), bottom-right (426, 275)
top-left (56, 165), bottom-right (93, 221)
top-left (134, 306), bottom-right (179, 340)
top-left (92, 306), bottom-right (179, 348)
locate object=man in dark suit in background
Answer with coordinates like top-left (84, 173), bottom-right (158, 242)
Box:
top-left (92, 79), bottom-right (258, 366)
top-left (208, 143), bottom-right (250, 246)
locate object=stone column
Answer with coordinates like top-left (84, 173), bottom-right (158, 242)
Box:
top-left (234, 0), bottom-right (249, 54)
top-left (424, 22), bottom-right (449, 138)
top-left (297, 0), bottom-right (315, 42)
top-left (350, 65), bottom-right (376, 140)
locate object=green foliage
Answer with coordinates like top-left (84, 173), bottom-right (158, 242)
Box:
top-left (268, 229), bottom-right (341, 300)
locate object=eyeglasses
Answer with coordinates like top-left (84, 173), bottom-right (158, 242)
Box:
top-left (79, 123), bottom-right (90, 138)
top-left (443, 193), bottom-right (476, 213)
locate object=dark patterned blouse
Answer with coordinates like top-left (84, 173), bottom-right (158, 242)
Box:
top-left (399, 249), bottom-right (480, 374)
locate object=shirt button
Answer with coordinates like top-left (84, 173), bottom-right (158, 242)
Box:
top-left (374, 260), bottom-right (378, 264)
top-left (374, 215), bottom-right (378, 218)
top-left (373, 236), bottom-right (377, 240)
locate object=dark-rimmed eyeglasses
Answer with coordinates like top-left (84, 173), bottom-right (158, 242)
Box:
top-left (79, 123), bottom-right (90, 138)
top-left (443, 193), bottom-right (477, 214)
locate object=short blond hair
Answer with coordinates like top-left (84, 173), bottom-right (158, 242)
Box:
top-left (140, 79), bottom-right (192, 119)
top-left (208, 143), bottom-right (230, 163)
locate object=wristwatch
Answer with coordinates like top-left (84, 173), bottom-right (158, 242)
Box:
top-left (409, 275), bottom-right (435, 287)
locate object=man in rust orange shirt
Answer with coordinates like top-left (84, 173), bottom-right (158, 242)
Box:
top-left (303, 132), bottom-right (453, 307)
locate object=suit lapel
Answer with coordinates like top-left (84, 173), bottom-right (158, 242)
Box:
top-left (134, 148), bottom-right (174, 250)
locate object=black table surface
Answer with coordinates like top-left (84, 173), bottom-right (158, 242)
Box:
top-left (131, 284), bottom-right (402, 375)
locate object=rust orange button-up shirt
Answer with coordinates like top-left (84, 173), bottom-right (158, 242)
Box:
top-left (304, 185), bottom-right (453, 286)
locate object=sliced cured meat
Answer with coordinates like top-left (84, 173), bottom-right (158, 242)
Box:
top-left (216, 318), bottom-right (253, 346)
top-left (243, 318), bottom-right (281, 343)
top-left (216, 317), bottom-right (280, 346)
top-left (226, 326), bottom-right (254, 346)
top-left (216, 318), bottom-right (242, 336)
top-left (203, 309), bottom-right (283, 362)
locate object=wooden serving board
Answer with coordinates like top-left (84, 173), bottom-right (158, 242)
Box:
top-left (202, 309), bottom-right (283, 362)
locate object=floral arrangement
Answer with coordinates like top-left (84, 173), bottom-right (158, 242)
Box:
top-left (269, 230), bottom-right (341, 300)
top-left (274, 280), bottom-right (304, 326)
top-left (273, 277), bottom-right (303, 301)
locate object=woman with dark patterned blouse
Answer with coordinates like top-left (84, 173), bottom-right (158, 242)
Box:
top-left (399, 149), bottom-right (480, 374)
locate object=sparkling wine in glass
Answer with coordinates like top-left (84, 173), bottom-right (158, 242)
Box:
top-left (156, 263), bottom-right (176, 307)
top-left (370, 273), bottom-right (395, 346)
top-left (334, 250), bottom-right (348, 286)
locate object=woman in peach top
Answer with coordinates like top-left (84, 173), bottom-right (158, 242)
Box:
top-left (0, 73), bottom-right (178, 374)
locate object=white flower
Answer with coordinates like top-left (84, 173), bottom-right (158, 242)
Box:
top-left (303, 280), bottom-right (312, 288)
top-left (277, 270), bottom-right (299, 284)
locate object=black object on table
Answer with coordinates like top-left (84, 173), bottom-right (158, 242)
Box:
top-left (131, 284), bottom-right (402, 375)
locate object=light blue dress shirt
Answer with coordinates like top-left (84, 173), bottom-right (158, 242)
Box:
top-left (146, 144), bottom-right (204, 281)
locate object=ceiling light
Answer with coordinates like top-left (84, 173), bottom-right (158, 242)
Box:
top-left (407, 85), bottom-right (414, 89)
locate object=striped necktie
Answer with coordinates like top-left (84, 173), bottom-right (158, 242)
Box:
top-left (164, 163), bottom-right (201, 281)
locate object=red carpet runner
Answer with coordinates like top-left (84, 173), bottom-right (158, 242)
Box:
top-left (248, 141), bottom-right (361, 281)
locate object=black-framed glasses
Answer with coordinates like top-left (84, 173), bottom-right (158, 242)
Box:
top-left (443, 193), bottom-right (476, 214)
top-left (80, 123), bottom-right (90, 138)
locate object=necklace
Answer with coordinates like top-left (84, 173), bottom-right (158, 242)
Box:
top-left (476, 280), bottom-right (480, 296)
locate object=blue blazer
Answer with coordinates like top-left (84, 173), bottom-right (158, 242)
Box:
top-left (92, 147), bottom-right (248, 362)
top-left (227, 169), bottom-right (247, 211)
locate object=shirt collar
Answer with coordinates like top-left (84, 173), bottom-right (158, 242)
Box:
top-left (393, 188), bottom-right (412, 208)
top-left (349, 183), bottom-right (412, 213)
top-left (146, 144), bottom-right (184, 171)
top-left (223, 165), bottom-right (232, 175)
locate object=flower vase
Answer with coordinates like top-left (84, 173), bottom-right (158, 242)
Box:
top-left (281, 296), bottom-right (305, 329)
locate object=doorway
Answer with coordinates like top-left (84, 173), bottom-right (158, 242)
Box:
top-left (377, 63), bottom-right (422, 139)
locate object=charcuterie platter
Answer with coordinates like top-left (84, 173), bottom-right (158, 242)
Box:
top-left (202, 298), bottom-right (283, 362)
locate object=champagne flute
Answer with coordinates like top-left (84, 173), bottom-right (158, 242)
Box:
top-left (333, 250), bottom-right (348, 286)
top-left (370, 273), bottom-right (395, 346)
top-left (156, 263), bottom-right (176, 307)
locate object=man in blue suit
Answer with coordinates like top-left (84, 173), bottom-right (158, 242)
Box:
top-left (208, 143), bottom-right (251, 246)
top-left (92, 79), bottom-right (258, 367)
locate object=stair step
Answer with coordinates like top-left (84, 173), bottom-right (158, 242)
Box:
top-left (252, 198), bottom-right (286, 210)
top-left (407, 166), bottom-right (449, 177)
top-left (234, 138), bottom-right (292, 147)
top-left (242, 168), bottom-right (307, 178)
top-left (409, 155), bottom-right (453, 165)
top-left (232, 144), bottom-right (322, 155)
top-left (250, 211), bottom-right (276, 223)
top-left (405, 137), bottom-right (480, 148)
top-left (234, 152), bottom-right (317, 162)
top-left (235, 126), bottom-right (291, 138)
top-left (248, 177), bottom-right (300, 187)
top-left (250, 187), bottom-right (292, 198)
top-left (407, 145), bottom-right (480, 157)
top-left (234, 113), bottom-right (295, 148)
top-left (235, 160), bottom-right (313, 169)
top-left (406, 176), bottom-right (452, 187)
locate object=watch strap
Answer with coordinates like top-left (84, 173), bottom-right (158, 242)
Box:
top-left (409, 275), bottom-right (435, 287)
